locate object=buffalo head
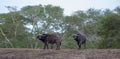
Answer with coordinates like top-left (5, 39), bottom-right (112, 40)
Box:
top-left (72, 33), bottom-right (86, 49)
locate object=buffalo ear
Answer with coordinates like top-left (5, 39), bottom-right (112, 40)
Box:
top-left (72, 34), bottom-right (76, 37)
top-left (36, 34), bottom-right (42, 39)
top-left (72, 34), bottom-right (79, 39)
top-left (72, 34), bottom-right (76, 38)
top-left (37, 35), bottom-right (39, 38)
top-left (42, 34), bottom-right (48, 37)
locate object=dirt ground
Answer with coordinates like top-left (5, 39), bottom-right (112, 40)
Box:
top-left (0, 48), bottom-right (120, 59)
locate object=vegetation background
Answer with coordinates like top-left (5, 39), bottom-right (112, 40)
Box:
top-left (0, 5), bottom-right (120, 49)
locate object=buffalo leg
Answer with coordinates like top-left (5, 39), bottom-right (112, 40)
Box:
top-left (77, 42), bottom-right (81, 49)
top-left (46, 43), bottom-right (49, 49)
top-left (83, 40), bottom-right (86, 49)
top-left (56, 43), bottom-right (60, 50)
top-left (84, 41), bottom-right (86, 49)
top-left (43, 44), bottom-right (46, 49)
top-left (44, 43), bottom-right (49, 49)
top-left (78, 44), bottom-right (81, 49)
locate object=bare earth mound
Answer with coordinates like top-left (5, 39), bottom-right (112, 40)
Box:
top-left (0, 48), bottom-right (120, 59)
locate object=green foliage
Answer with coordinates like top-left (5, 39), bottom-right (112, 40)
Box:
top-left (61, 35), bottom-right (78, 49)
top-left (97, 38), bottom-right (120, 48)
top-left (0, 12), bottom-right (32, 48)
top-left (97, 14), bottom-right (120, 38)
top-left (97, 10), bottom-right (120, 48)
top-left (0, 5), bottom-right (120, 49)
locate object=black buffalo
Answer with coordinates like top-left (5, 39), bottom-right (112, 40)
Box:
top-left (72, 33), bottom-right (86, 49)
top-left (37, 34), bottom-right (61, 50)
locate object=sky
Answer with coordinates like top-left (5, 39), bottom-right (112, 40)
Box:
top-left (0, 0), bottom-right (120, 15)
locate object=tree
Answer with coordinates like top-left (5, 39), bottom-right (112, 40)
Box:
top-left (20, 5), bottom-right (64, 48)
top-left (0, 12), bottom-right (31, 48)
top-left (97, 11), bottom-right (120, 48)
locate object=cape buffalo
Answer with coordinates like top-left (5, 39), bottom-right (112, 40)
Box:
top-left (72, 33), bottom-right (86, 49)
top-left (37, 34), bottom-right (61, 50)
